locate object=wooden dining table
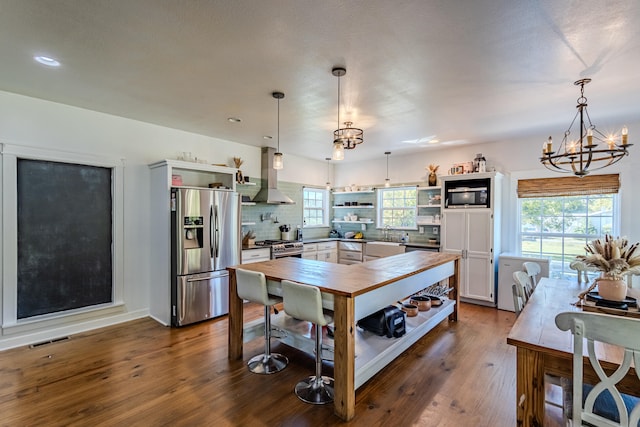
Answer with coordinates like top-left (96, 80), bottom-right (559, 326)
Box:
top-left (507, 277), bottom-right (638, 426)
top-left (227, 251), bottom-right (460, 421)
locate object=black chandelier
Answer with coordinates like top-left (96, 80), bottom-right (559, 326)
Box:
top-left (540, 78), bottom-right (631, 177)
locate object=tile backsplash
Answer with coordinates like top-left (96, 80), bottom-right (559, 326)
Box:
top-left (238, 180), bottom-right (440, 244)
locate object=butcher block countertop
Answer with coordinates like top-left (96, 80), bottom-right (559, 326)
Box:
top-left (228, 251), bottom-right (458, 298)
top-left (227, 250), bottom-right (460, 422)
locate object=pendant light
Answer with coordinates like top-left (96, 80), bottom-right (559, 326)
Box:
top-left (540, 78), bottom-right (632, 177)
top-left (332, 67), bottom-right (346, 161)
top-left (332, 67), bottom-right (363, 152)
top-left (325, 157), bottom-right (332, 190)
top-left (272, 91), bottom-right (285, 170)
top-left (384, 151), bottom-right (391, 187)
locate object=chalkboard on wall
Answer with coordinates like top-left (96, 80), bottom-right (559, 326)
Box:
top-left (17, 159), bottom-right (113, 319)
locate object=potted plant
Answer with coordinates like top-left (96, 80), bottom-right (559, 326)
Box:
top-left (577, 235), bottom-right (640, 301)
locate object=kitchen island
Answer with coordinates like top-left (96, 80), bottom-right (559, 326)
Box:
top-left (227, 251), bottom-right (460, 421)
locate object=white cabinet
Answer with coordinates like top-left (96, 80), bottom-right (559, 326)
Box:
top-left (338, 241), bottom-right (363, 264)
top-left (241, 248), bottom-right (270, 264)
top-left (317, 241), bottom-right (338, 263)
top-left (302, 243), bottom-right (318, 260)
top-left (441, 172), bottom-right (502, 306)
top-left (304, 241), bottom-right (337, 263)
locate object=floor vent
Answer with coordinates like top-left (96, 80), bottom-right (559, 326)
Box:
top-left (29, 336), bottom-right (70, 348)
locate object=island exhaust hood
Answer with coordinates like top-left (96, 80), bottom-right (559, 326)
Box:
top-left (252, 147), bottom-right (295, 204)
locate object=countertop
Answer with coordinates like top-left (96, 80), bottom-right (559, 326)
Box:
top-left (242, 238), bottom-right (440, 250)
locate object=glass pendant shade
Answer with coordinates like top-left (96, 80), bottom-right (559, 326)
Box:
top-left (384, 151), bottom-right (391, 187)
top-left (332, 142), bottom-right (344, 161)
top-left (272, 91), bottom-right (285, 170)
top-left (273, 152), bottom-right (283, 170)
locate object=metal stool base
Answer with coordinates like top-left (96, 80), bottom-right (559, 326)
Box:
top-left (247, 353), bottom-right (288, 375)
top-left (294, 375), bottom-right (335, 404)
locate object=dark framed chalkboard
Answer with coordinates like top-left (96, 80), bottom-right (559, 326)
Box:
top-left (17, 159), bottom-right (113, 319)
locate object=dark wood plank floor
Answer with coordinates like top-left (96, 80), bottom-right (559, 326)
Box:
top-left (0, 303), bottom-right (563, 426)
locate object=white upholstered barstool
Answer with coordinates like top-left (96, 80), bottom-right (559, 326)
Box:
top-left (281, 279), bottom-right (334, 405)
top-left (235, 268), bottom-right (288, 374)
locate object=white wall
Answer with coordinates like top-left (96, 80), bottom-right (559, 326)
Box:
top-left (1, 88), bottom-right (638, 347)
top-left (333, 125), bottom-right (640, 256)
top-left (0, 90), bottom-right (331, 349)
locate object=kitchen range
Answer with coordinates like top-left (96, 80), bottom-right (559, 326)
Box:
top-left (254, 239), bottom-right (303, 258)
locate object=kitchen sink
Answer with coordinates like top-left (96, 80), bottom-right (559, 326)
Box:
top-left (365, 241), bottom-right (405, 257)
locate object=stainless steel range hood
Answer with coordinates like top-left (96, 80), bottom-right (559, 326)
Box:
top-left (252, 147), bottom-right (295, 204)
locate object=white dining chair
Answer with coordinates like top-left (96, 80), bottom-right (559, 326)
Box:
top-left (523, 261), bottom-right (542, 289)
top-left (513, 271), bottom-right (533, 303)
top-left (555, 311), bottom-right (640, 426)
top-left (512, 283), bottom-right (526, 317)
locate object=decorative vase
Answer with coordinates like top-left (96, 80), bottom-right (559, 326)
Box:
top-left (597, 276), bottom-right (627, 301)
top-left (428, 173), bottom-right (437, 186)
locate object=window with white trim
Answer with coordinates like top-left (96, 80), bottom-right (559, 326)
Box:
top-left (377, 186), bottom-right (417, 229)
top-left (519, 194), bottom-right (618, 279)
top-left (303, 187), bottom-right (329, 227)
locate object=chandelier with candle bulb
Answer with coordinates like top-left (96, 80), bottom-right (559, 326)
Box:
top-left (540, 78), bottom-right (631, 177)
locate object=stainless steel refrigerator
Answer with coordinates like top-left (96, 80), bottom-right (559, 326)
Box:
top-left (170, 188), bottom-right (241, 326)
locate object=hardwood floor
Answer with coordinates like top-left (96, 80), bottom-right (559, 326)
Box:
top-left (0, 303), bottom-right (563, 426)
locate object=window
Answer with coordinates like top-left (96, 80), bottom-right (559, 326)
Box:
top-left (303, 187), bottom-right (329, 227)
top-left (519, 193), bottom-right (618, 280)
top-left (377, 186), bottom-right (417, 229)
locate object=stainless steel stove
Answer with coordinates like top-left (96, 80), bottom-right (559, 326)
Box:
top-left (254, 240), bottom-right (304, 259)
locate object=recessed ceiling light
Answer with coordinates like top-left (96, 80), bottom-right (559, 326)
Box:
top-left (227, 117), bottom-right (242, 123)
top-left (263, 135), bottom-right (273, 140)
top-left (34, 55), bottom-right (61, 67)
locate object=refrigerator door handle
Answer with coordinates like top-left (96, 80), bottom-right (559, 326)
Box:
top-left (209, 205), bottom-right (214, 259)
top-left (186, 273), bottom-right (227, 282)
top-left (214, 205), bottom-right (220, 260)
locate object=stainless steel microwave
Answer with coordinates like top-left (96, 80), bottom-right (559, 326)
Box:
top-left (445, 185), bottom-right (488, 208)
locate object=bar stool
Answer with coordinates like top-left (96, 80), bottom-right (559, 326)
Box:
top-left (235, 268), bottom-right (288, 374)
top-left (281, 279), bottom-right (334, 405)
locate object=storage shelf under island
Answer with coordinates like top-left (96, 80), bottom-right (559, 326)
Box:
top-left (227, 252), bottom-right (460, 421)
top-left (243, 297), bottom-right (454, 389)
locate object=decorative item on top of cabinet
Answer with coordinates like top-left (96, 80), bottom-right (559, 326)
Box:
top-left (426, 164), bottom-right (439, 186)
top-left (233, 157), bottom-right (244, 184)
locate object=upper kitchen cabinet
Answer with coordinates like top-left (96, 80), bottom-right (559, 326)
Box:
top-left (149, 159), bottom-right (237, 191)
top-left (441, 172), bottom-right (502, 306)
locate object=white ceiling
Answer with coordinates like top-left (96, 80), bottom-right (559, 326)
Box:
top-left (1, 0), bottom-right (639, 162)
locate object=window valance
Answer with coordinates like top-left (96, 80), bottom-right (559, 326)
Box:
top-left (517, 173), bottom-right (619, 198)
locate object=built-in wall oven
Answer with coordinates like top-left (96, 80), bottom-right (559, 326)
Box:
top-left (444, 177), bottom-right (491, 209)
